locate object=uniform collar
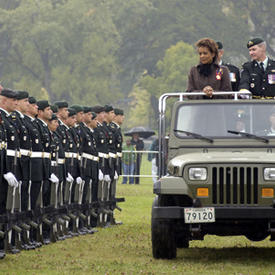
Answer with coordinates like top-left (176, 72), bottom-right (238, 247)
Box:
top-left (37, 117), bottom-right (48, 127)
top-left (112, 121), bottom-right (120, 128)
top-left (0, 107), bottom-right (10, 116)
top-left (15, 110), bottom-right (24, 118)
top-left (257, 57), bottom-right (268, 70)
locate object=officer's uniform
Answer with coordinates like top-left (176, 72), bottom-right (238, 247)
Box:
top-left (222, 62), bottom-right (240, 91)
top-left (239, 38), bottom-right (275, 97)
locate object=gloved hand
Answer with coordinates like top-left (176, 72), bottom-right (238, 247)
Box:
top-left (114, 171), bottom-right (118, 180)
top-left (104, 174), bottom-right (111, 182)
top-left (66, 172), bottom-right (74, 183)
top-left (76, 177), bottom-right (82, 185)
top-left (4, 172), bottom-right (19, 187)
top-left (49, 173), bottom-right (59, 183)
top-left (239, 89), bottom-right (251, 99)
top-left (98, 169), bottom-right (104, 181)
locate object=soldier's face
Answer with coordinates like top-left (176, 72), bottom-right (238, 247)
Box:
top-left (6, 98), bottom-right (17, 112)
top-left (106, 110), bottom-right (115, 122)
top-left (249, 45), bottom-right (265, 61)
top-left (198, 46), bottom-right (215, 64)
top-left (18, 98), bottom-right (29, 113)
top-left (59, 107), bottom-right (69, 120)
top-left (30, 103), bottom-right (38, 116)
top-left (48, 119), bottom-right (59, 132)
top-left (76, 111), bottom-right (84, 123)
top-left (66, 115), bottom-right (76, 127)
top-left (43, 106), bottom-right (53, 120)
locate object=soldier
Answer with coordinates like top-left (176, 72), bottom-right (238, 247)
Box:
top-left (216, 41), bottom-right (240, 91)
top-left (239, 38), bottom-right (275, 98)
top-left (112, 108), bottom-right (124, 176)
top-left (12, 91), bottom-right (36, 250)
top-left (36, 100), bottom-right (52, 244)
top-left (24, 96), bottom-right (44, 247)
top-left (0, 89), bottom-right (21, 254)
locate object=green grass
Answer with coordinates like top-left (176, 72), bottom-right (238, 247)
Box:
top-left (2, 180), bottom-right (275, 274)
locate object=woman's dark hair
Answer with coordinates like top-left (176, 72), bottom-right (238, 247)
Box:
top-left (195, 38), bottom-right (218, 62)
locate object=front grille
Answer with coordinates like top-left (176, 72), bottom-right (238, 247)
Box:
top-left (212, 166), bottom-right (258, 205)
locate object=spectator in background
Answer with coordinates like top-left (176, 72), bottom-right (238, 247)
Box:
top-left (122, 139), bottom-right (136, 184)
top-left (131, 133), bottom-right (144, 184)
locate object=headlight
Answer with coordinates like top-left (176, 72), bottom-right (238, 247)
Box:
top-left (189, 168), bottom-right (207, 181)
top-left (264, 168), bottom-right (275, 180)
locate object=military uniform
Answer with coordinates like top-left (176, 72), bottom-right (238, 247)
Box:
top-left (222, 62), bottom-right (240, 91)
top-left (239, 59), bottom-right (275, 97)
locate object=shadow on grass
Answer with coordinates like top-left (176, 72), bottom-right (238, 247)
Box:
top-left (177, 246), bottom-right (275, 263)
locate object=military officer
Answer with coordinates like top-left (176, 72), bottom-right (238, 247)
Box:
top-left (0, 89), bottom-right (21, 254)
top-left (216, 41), bottom-right (240, 91)
top-left (239, 38), bottom-right (275, 98)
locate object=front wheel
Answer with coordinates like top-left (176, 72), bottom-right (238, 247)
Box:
top-left (151, 197), bottom-right (176, 259)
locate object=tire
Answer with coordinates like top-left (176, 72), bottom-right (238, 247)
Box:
top-left (151, 197), bottom-right (176, 259)
top-left (245, 231), bottom-right (269, 242)
top-left (176, 236), bottom-right (189, 248)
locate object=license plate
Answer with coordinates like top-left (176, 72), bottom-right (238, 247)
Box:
top-left (184, 207), bottom-right (215, 223)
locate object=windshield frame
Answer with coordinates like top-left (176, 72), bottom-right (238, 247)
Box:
top-left (173, 100), bottom-right (275, 140)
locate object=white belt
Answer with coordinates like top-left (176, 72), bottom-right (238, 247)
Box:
top-left (58, 158), bottom-right (65, 164)
top-left (78, 155), bottom-right (81, 160)
top-left (51, 161), bottom-right (57, 166)
top-left (82, 153), bottom-right (99, 162)
top-left (6, 149), bottom-right (21, 157)
top-left (65, 152), bottom-right (73, 158)
top-left (20, 149), bottom-right (31, 156)
top-left (31, 151), bottom-right (43, 158)
top-left (117, 152), bottom-right (122, 157)
top-left (109, 152), bottom-right (117, 158)
top-left (98, 152), bottom-right (105, 158)
top-left (43, 152), bottom-right (51, 159)
top-left (72, 153), bottom-right (78, 159)
top-left (104, 153), bottom-right (109, 159)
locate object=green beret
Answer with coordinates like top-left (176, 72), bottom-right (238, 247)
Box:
top-left (0, 89), bottom-right (18, 99)
top-left (91, 112), bottom-right (97, 120)
top-left (247, 38), bottom-right (264, 48)
top-left (28, 96), bottom-right (37, 104)
top-left (83, 106), bottom-right (92, 113)
top-left (70, 105), bottom-right (83, 113)
top-left (91, 105), bottom-right (104, 114)
top-left (37, 100), bottom-right (50, 110)
top-left (68, 108), bottom-right (77, 117)
top-left (49, 114), bottom-right (58, 121)
top-left (50, 105), bottom-right (58, 113)
top-left (16, 91), bottom-right (29, 100)
top-left (54, 101), bottom-right (68, 109)
top-left (216, 41), bottom-right (223, 50)
top-left (114, 108), bottom-right (124, 116)
top-left (104, 105), bottom-right (113, 113)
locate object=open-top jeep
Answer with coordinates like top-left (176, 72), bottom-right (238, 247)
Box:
top-left (152, 91), bottom-right (275, 259)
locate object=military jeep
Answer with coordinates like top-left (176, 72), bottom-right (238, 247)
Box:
top-left (151, 91), bottom-right (275, 259)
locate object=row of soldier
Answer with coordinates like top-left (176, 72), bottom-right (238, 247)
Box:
top-left (0, 89), bottom-right (124, 259)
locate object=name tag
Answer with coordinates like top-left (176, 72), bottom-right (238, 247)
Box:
top-left (268, 74), bottom-right (275, 84)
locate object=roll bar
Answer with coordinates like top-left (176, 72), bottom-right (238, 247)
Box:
top-left (158, 91), bottom-right (252, 177)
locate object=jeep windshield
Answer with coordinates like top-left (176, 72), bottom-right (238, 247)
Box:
top-left (175, 102), bottom-right (275, 138)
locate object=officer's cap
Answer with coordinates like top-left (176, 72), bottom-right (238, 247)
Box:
top-left (49, 114), bottom-right (58, 121)
top-left (54, 101), bottom-right (68, 109)
top-left (104, 105), bottom-right (113, 113)
top-left (50, 105), bottom-right (58, 113)
top-left (216, 41), bottom-right (223, 50)
top-left (70, 105), bottom-right (83, 113)
top-left (91, 105), bottom-right (105, 114)
top-left (68, 108), bottom-right (77, 117)
top-left (28, 96), bottom-right (37, 104)
top-left (0, 89), bottom-right (18, 99)
top-left (83, 106), bottom-right (92, 113)
top-left (37, 100), bottom-right (50, 110)
top-left (247, 38), bottom-right (264, 48)
top-left (114, 108), bottom-right (124, 116)
top-left (16, 91), bottom-right (29, 100)
top-left (91, 112), bottom-right (97, 120)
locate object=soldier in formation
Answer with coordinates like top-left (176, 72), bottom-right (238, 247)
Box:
top-left (0, 90), bottom-right (124, 259)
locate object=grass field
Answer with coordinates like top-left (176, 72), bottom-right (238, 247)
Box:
top-left (2, 178), bottom-right (275, 274)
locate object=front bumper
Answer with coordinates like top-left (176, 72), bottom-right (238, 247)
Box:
top-left (152, 206), bottom-right (275, 220)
